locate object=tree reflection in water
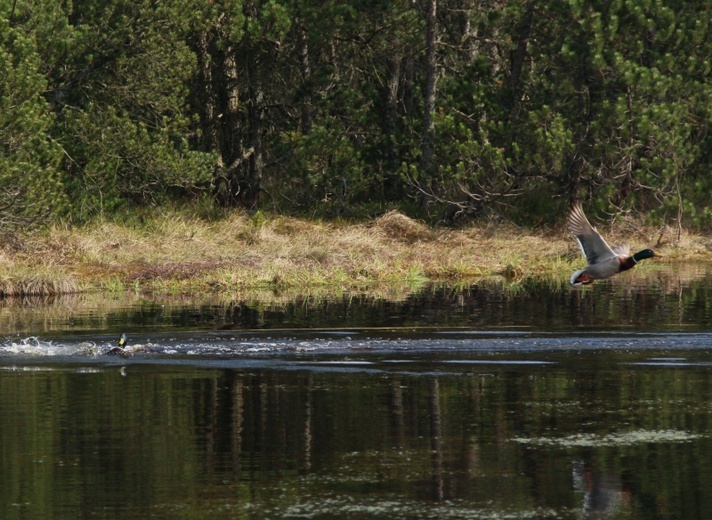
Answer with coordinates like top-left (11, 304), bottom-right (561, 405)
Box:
top-left (0, 264), bottom-right (710, 517)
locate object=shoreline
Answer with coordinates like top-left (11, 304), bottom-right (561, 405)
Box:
top-left (2, 211), bottom-right (711, 297)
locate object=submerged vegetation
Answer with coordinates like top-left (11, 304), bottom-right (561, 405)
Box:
top-left (1, 208), bottom-right (710, 296)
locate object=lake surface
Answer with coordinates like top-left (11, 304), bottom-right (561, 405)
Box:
top-left (1, 264), bottom-right (711, 518)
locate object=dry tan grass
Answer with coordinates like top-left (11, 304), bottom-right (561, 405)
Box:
top-left (371, 210), bottom-right (436, 243)
top-left (0, 268), bottom-right (82, 297)
top-left (0, 209), bottom-right (709, 295)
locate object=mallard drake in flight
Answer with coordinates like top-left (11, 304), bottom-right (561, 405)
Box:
top-left (567, 202), bottom-right (655, 285)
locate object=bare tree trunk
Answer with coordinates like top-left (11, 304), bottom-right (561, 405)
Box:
top-left (383, 31), bottom-right (401, 197)
top-left (567, 30), bottom-right (594, 205)
top-left (243, 48), bottom-right (264, 210)
top-left (456, 0), bottom-right (477, 61)
top-left (297, 22), bottom-right (313, 135)
top-left (419, 0), bottom-right (438, 207)
top-left (403, 52), bottom-right (415, 117)
top-left (192, 13), bottom-right (244, 206)
top-left (503, 2), bottom-right (534, 115)
top-left (221, 42), bottom-right (242, 168)
top-left (195, 31), bottom-right (220, 157)
top-left (212, 40), bottom-right (243, 206)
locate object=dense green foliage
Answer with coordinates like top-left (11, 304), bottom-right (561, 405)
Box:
top-left (0, 0), bottom-right (709, 226)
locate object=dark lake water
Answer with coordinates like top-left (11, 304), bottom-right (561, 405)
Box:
top-left (1, 264), bottom-right (712, 518)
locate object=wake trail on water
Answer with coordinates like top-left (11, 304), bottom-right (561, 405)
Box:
top-left (1, 331), bottom-right (711, 360)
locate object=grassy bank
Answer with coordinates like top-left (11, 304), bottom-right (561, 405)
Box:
top-left (2, 209), bottom-right (711, 296)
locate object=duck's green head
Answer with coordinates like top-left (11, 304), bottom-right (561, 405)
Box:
top-left (119, 333), bottom-right (127, 347)
top-left (633, 249), bottom-right (655, 262)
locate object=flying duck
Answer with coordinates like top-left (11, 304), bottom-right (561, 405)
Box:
top-left (567, 202), bottom-right (655, 285)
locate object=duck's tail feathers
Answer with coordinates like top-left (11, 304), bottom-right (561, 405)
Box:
top-left (570, 269), bottom-right (593, 286)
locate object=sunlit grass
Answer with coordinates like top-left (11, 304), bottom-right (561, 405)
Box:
top-left (0, 207), bottom-right (708, 295)
top-left (0, 264), bottom-right (82, 297)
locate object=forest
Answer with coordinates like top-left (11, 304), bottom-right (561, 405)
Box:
top-left (1, 0), bottom-right (710, 229)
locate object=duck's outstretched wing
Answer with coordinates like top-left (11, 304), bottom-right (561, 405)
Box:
top-left (567, 203), bottom-right (617, 265)
top-left (611, 243), bottom-right (630, 257)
